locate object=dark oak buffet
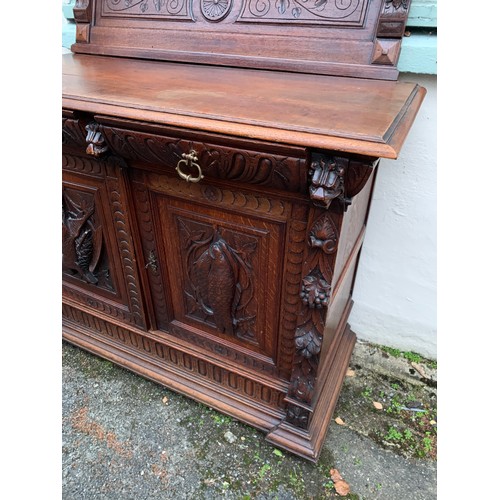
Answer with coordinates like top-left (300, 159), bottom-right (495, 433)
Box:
top-left (62, 0), bottom-right (425, 461)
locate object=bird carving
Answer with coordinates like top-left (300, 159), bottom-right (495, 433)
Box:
top-left (62, 193), bottom-right (103, 284)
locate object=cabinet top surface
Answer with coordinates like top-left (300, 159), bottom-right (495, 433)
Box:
top-left (62, 54), bottom-right (425, 159)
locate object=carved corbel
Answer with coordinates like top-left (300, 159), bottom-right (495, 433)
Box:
top-left (308, 153), bottom-right (378, 210)
top-left (378, 0), bottom-right (411, 38)
top-left (308, 154), bottom-right (348, 210)
top-left (85, 122), bottom-right (109, 158)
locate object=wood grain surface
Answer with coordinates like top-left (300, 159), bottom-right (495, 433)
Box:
top-left (63, 54), bottom-right (425, 158)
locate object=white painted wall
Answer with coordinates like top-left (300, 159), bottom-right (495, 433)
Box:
top-left (349, 74), bottom-right (437, 359)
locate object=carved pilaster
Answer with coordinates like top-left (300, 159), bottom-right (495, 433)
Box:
top-left (377, 0), bottom-right (411, 38)
top-left (284, 208), bottom-right (340, 428)
top-left (372, 0), bottom-right (411, 65)
top-left (74, 1), bottom-right (93, 43)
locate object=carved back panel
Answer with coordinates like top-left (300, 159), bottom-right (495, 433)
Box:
top-left (72, 0), bottom-right (413, 80)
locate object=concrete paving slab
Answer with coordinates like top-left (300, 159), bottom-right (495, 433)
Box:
top-left (62, 341), bottom-right (436, 499)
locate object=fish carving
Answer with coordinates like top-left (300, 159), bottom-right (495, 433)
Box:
top-left (191, 236), bottom-right (239, 335)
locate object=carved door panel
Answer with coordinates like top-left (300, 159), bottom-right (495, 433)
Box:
top-left (131, 169), bottom-right (292, 372)
top-left (62, 157), bottom-right (146, 329)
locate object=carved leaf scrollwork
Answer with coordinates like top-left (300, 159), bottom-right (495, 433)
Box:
top-left (103, 0), bottom-right (191, 18)
top-left (309, 212), bottom-right (338, 254)
top-left (240, 0), bottom-right (364, 24)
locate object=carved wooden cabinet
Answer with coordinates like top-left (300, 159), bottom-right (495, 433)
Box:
top-left (62, 0), bottom-right (425, 461)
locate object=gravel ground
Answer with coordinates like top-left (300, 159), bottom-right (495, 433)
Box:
top-left (62, 340), bottom-right (437, 499)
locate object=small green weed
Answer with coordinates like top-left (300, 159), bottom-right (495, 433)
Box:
top-left (386, 395), bottom-right (403, 415)
top-left (258, 464), bottom-right (271, 479)
top-left (381, 346), bottom-right (402, 357)
top-left (403, 351), bottom-right (422, 363)
top-left (361, 386), bottom-right (373, 399)
top-left (385, 426), bottom-right (403, 441)
top-left (211, 413), bottom-right (232, 425)
top-left (384, 424), bottom-right (436, 459)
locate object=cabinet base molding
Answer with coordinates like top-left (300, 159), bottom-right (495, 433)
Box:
top-left (266, 325), bottom-right (356, 462)
top-left (63, 298), bottom-right (355, 461)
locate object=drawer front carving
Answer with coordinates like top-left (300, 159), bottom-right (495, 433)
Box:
top-left (101, 125), bottom-right (307, 194)
top-left (62, 154), bottom-right (147, 329)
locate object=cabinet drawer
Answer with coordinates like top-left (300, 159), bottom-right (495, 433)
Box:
top-left (97, 119), bottom-right (309, 195)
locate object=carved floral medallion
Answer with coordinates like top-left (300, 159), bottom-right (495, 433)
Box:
top-left (201, 0), bottom-right (233, 21)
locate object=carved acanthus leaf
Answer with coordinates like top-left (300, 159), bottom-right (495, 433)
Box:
top-left (309, 213), bottom-right (338, 254)
top-left (294, 321), bottom-right (322, 358)
top-left (286, 404), bottom-right (310, 429)
top-left (62, 118), bottom-right (86, 148)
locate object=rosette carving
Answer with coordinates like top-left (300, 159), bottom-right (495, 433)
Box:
top-left (201, 0), bottom-right (233, 21)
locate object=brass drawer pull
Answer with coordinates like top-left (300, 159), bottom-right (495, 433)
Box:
top-left (176, 151), bottom-right (204, 183)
